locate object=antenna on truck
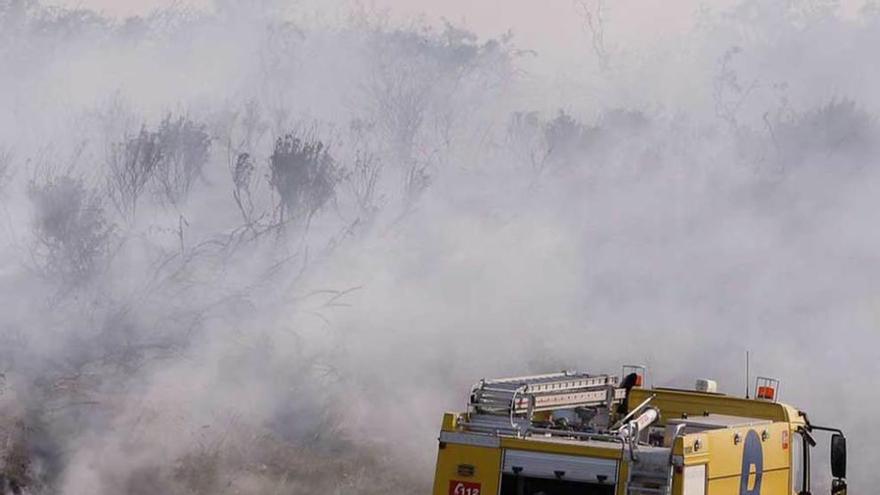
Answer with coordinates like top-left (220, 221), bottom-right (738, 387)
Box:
top-left (745, 351), bottom-right (750, 399)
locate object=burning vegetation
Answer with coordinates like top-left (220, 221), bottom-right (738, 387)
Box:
top-left (0, 0), bottom-right (879, 493)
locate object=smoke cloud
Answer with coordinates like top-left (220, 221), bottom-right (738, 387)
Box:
top-left (0, 0), bottom-right (878, 493)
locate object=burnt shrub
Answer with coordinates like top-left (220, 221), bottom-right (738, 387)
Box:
top-left (107, 126), bottom-right (162, 220)
top-left (773, 99), bottom-right (879, 168)
top-left (269, 132), bottom-right (339, 223)
top-left (153, 114), bottom-right (211, 206)
top-left (0, 147), bottom-right (11, 195)
top-left (365, 23), bottom-right (517, 200)
top-left (107, 115), bottom-right (211, 219)
top-left (541, 110), bottom-right (600, 169)
top-left (29, 174), bottom-right (114, 285)
top-left (231, 152), bottom-right (257, 225)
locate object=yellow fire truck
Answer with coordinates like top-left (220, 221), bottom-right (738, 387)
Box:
top-left (432, 367), bottom-right (847, 495)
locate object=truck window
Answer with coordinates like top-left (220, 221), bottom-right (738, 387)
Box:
top-left (499, 475), bottom-right (615, 495)
top-left (791, 432), bottom-right (804, 492)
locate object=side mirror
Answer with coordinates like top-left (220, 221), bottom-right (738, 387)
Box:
top-left (830, 434), bottom-right (846, 480)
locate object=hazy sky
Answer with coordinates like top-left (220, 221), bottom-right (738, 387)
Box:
top-left (49, 0), bottom-right (870, 77)
top-left (51, 0), bottom-right (716, 54)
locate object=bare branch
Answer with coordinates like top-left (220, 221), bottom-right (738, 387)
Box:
top-left (574, 0), bottom-right (610, 70)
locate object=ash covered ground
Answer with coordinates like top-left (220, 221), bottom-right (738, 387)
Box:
top-left (0, 0), bottom-right (879, 493)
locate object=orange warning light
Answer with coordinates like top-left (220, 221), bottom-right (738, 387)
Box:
top-left (757, 386), bottom-right (775, 400)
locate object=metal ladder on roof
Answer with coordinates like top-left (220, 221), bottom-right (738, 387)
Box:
top-left (466, 371), bottom-right (628, 434)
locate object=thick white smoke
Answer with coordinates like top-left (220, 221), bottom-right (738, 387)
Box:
top-left (0, 0), bottom-right (878, 493)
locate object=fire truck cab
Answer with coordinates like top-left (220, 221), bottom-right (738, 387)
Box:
top-left (432, 368), bottom-right (847, 495)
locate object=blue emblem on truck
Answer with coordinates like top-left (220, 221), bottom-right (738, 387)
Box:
top-left (740, 429), bottom-right (764, 494)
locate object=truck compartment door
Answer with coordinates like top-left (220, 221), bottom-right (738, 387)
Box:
top-left (502, 450), bottom-right (619, 484)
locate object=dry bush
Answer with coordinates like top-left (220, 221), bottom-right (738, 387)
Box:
top-left (107, 126), bottom-right (162, 221)
top-left (153, 115), bottom-right (211, 207)
top-left (598, 108), bottom-right (650, 134)
top-left (0, 147), bottom-right (11, 196)
top-left (221, 101), bottom-right (270, 231)
top-left (232, 152), bottom-right (257, 227)
top-left (107, 115), bottom-right (211, 220)
top-left (771, 98), bottom-right (879, 168)
top-left (506, 108), bottom-right (651, 175)
top-left (29, 173), bottom-right (114, 286)
top-left (506, 111), bottom-right (548, 173)
top-left (341, 119), bottom-right (385, 222)
top-left (543, 110), bottom-right (596, 167)
top-left (269, 132), bottom-right (339, 224)
top-left (365, 23), bottom-right (517, 201)
top-left (507, 110), bottom-right (588, 173)
top-left (346, 149), bottom-right (383, 220)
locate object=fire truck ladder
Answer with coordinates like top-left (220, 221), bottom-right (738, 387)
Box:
top-left (466, 371), bottom-right (627, 435)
